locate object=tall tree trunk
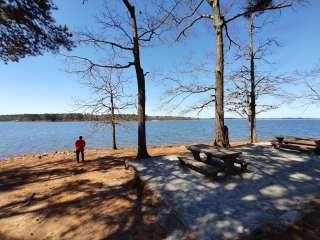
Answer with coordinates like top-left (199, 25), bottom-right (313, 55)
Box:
top-left (135, 66), bottom-right (149, 159)
top-left (211, 0), bottom-right (228, 147)
top-left (248, 13), bottom-right (257, 143)
top-left (123, 0), bottom-right (150, 158)
top-left (110, 89), bottom-right (117, 150)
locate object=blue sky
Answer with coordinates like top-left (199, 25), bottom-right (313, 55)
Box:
top-left (0, 0), bottom-right (319, 118)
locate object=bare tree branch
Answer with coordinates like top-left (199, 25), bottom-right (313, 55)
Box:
top-left (77, 32), bottom-right (134, 51)
top-left (177, 14), bottom-right (212, 40)
top-left (64, 55), bottom-right (134, 70)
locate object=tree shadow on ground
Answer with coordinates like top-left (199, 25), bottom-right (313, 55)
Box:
top-left (0, 153), bottom-right (193, 240)
top-left (239, 195), bottom-right (320, 240)
top-left (131, 145), bottom-right (320, 239)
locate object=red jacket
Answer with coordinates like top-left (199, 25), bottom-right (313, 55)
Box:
top-left (75, 139), bottom-right (86, 151)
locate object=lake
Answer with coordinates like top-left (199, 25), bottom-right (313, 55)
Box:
top-left (1, 119), bottom-right (320, 159)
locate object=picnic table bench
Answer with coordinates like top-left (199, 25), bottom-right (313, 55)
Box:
top-left (271, 136), bottom-right (320, 154)
top-left (178, 154), bottom-right (223, 179)
top-left (179, 144), bottom-right (247, 178)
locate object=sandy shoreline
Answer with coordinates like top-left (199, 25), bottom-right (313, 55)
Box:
top-left (0, 140), bottom-right (254, 162)
top-left (0, 145), bottom-right (189, 163)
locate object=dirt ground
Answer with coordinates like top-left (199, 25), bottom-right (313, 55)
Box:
top-left (1, 142), bottom-right (319, 240)
top-left (0, 145), bottom-right (192, 240)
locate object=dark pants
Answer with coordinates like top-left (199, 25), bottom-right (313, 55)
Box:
top-left (76, 150), bottom-right (84, 162)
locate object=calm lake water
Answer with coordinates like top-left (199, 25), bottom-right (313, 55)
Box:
top-left (0, 119), bottom-right (320, 159)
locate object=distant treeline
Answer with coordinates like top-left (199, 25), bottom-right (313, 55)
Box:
top-left (0, 113), bottom-right (195, 122)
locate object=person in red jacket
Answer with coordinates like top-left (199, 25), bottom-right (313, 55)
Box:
top-left (75, 136), bottom-right (86, 163)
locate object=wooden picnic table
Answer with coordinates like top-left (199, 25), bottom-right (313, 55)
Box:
top-left (272, 136), bottom-right (320, 154)
top-left (276, 135), bottom-right (320, 145)
top-left (185, 144), bottom-right (246, 175)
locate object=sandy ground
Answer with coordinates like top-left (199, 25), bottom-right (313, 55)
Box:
top-left (1, 141), bottom-right (319, 240)
top-left (0, 145), bottom-right (193, 240)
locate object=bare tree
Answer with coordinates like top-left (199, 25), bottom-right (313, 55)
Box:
top-left (226, 69), bottom-right (293, 141)
top-left (172, 0), bottom-right (299, 147)
top-left (74, 69), bottom-right (134, 150)
top-left (225, 0), bottom-right (294, 143)
top-left (161, 60), bottom-right (216, 114)
top-left (66, 0), bottom-right (179, 158)
top-left (247, 4), bottom-right (258, 143)
top-left (300, 64), bottom-right (320, 103)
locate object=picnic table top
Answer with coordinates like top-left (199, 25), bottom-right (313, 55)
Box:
top-left (186, 144), bottom-right (242, 159)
